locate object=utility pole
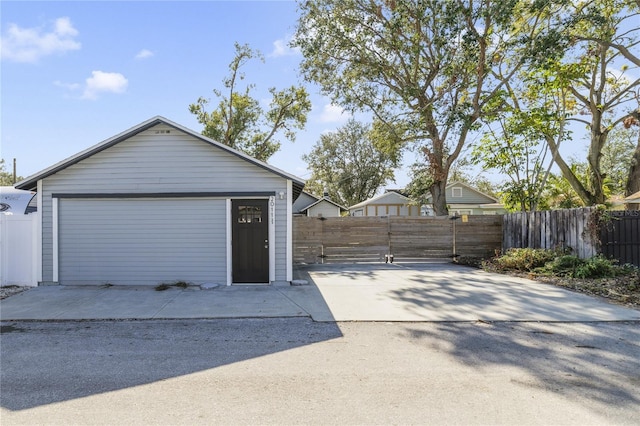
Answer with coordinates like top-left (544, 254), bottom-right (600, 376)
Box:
top-left (13, 158), bottom-right (17, 184)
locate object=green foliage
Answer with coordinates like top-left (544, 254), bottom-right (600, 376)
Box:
top-left (189, 43), bottom-right (311, 162)
top-left (488, 249), bottom-right (636, 279)
top-left (293, 0), bottom-right (525, 215)
top-left (302, 119), bottom-right (399, 207)
top-left (490, 248), bottom-right (558, 272)
top-left (0, 159), bottom-right (22, 185)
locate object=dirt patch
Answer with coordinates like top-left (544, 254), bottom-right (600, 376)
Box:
top-left (0, 286), bottom-right (29, 300)
top-left (496, 270), bottom-right (640, 310)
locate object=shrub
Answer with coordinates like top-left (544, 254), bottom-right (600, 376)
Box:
top-left (492, 248), bottom-right (557, 272)
top-left (574, 256), bottom-right (616, 279)
top-left (539, 255), bottom-right (583, 277)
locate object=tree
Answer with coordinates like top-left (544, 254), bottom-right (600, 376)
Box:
top-left (189, 43), bottom-right (311, 162)
top-left (405, 159), bottom-right (497, 211)
top-left (293, 0), bottom-right (530, 216)
top-left (623, 113), bottom-right (640, 204)
top-left (600, 120), bottom-right (639, 195)
top-left (527, 0), bottom-right (640, 205)
top-left (302, 119), bottom-right (400, 207)
top-left (0, 159), bottom-right (21, 185)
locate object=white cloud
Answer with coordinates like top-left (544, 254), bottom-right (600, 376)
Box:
top-left (269, 35), bottom-right (300, 58)
top-left (53, 80), bottom-right (81, 91)
top-left (135, 49), bottom-right (154, 60)
top-left (1, 17), bottom-right (81, 63)
top-left (81, 71), bottom-right (128, 100)
top-left (319, 103), bottom-right (350, 123)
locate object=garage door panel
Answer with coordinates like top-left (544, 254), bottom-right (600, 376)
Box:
top-left (59, 198), bottom-right (226, 285)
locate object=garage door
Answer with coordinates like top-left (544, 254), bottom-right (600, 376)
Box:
top-left (58, 198), bottom-right (226, 285)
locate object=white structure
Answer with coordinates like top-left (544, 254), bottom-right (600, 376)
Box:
top-left (349, 191), bottom-right (420, 217)
top-left (15, 116), bottom-right (305, 286)
top-left (293, 191), bottom-right (346, 217)
top-left (0, 187), bottom-right (38, 286)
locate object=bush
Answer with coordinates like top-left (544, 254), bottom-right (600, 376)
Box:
top-left (539, 255), bottom-right (583, 277)
top-left (491, 248), bottom-right (557, 272)
top-left (574, 256), bottom-right (616, 279)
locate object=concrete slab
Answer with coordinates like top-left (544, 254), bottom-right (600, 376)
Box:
top-left (1, 263), bottom-right (638, 322)
top-left (302, 263), bottom-right (640, 322)
top-left (155, 286), bottom-right (308, 319)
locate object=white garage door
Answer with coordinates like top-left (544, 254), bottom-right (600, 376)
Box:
top-left (58, 198), bottom-right (226, 285)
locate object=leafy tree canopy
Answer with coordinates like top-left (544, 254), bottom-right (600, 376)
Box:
top-left (189, 42), bottom-right (311, 162)
top-left (302, 119), bottom-right (400, 207)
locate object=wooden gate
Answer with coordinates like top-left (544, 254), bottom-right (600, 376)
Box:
top-left (293, 215), bottom-right (503, 264)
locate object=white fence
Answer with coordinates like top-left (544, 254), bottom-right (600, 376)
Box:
top-left (0, 213), bottom-right (38, 287)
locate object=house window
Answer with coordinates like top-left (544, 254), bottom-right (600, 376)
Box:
top-left (454, 209), bottom-right (472, 216)
top-left (237, 205), bottom-right (262, 223)
top-left (452, 187), bottom-right (462, 197)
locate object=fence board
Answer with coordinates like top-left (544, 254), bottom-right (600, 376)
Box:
top-left (293, 215), bottom-right (502, 264)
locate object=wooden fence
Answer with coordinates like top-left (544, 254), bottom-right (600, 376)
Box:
top-left (502, 207), bottom-right (599, 258)
top-left (503, 207), bottom-right (640, 267)
top-left (293, 215), bottom-right (503, 264)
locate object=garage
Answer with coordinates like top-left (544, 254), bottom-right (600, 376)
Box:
top-left (15, 116), bottom-right (304, 286)
top-left (58, 197), bottom-right (226, 286)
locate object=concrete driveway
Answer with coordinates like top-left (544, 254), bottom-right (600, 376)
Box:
top-left (1, 262), bottom-right (638, 322)
top-left (295, 262), bottom-right (640, 322)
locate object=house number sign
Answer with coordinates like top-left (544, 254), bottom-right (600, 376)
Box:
top-left (270, 196), bottom-right (275, 224)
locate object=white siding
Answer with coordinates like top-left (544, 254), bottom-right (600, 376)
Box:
top-left (39, 124), bottom-right (290, 284)
top-left (58, 198), bottom-right (226, 285)
top-left (306, 201), bottom-right (341, 217)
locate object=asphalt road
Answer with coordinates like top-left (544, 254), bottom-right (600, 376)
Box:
top-left (1, 318), bottom-right (639, 425)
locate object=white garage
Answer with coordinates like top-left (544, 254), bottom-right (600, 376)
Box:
top-left (16, 116), bottom-right (304, 286)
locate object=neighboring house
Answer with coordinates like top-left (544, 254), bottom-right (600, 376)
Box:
top-left (423, 181), bottom-right (505, 216)
top-left (349, 190), bottom-right (420, 217)
top-left (293, 191), bottom-right (346, 217)
top-left (292, 191), bottom-right (319, 215)
top-left (624, 190), bottom-right (640, 210)
top-left (299, 197), bottom-right (347, 217)
top-left (15, 116), bottom-right (304, 286)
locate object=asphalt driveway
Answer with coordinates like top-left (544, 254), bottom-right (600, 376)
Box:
top-left (1, 262), bottom-right (638, 322)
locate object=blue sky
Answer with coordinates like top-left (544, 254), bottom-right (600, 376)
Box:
top-left (2, 1), bottom-right (388, 186)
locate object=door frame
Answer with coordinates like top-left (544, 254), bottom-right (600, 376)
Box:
top-left (226, 196), bottom-right (275, 285)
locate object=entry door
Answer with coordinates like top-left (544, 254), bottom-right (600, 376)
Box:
top-left (232, 199), bottom-right (269, 283)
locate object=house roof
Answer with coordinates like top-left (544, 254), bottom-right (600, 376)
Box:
top-left (624, 190), bottom-right (640, 203)
top-left (15, 116), bottom-right (305, 199)
top-left (348, 191), bottom-right (413, 210)
top-left (301, 197), bottom-right (348, 212)
top-left (424, 181), bottom-right (499, 204)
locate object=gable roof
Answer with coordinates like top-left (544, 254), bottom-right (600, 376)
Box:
top-left (301, 197), bottom-right (348, 213)
top-left (424, 181), bottom-right (499, 204)
top-left (624, 190), bottom-right (640, 203)
top-left (348, 191), bottom-right (413, 210)
top-left (15, 116), bottom-right (305, 199)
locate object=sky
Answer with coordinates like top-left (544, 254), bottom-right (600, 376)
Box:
top-left (2, 0), bottom-right (389, 187)
top-left (3, 1), bottom-right (635, 194)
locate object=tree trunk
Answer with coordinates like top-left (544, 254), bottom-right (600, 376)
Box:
top-left (430, 180), bottom-right (449, 216)
top-left (587, 129), bottom-right (608, 205)
top-left (626, 133), bottom-right (640, 210)
top-left (546, 135), bottom-right (595, 205)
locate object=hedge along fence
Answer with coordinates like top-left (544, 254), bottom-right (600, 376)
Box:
top-left (502, 207), bottom-right (600, 259)
top-left (293, 215), bottom-right (503, 264)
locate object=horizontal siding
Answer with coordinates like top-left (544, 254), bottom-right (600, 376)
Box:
top-left (448, 186), bottom-right (495, 204)
top-left (59, 198), bottom-right (226, 285)
top-left (39, 123), bottom-right (291, 283)
top-left (307, 202), bottom-right (341, 217)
